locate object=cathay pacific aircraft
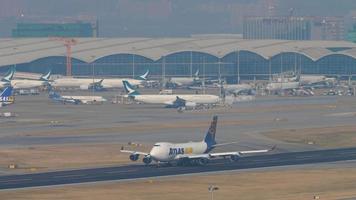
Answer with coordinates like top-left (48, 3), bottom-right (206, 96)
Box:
top-left (169, 69), bottom-right (200, 87)
top-left (52, 70), bottom-right (149, 90)
top-left (49, 90), bottom-right (107, 104)
top-left (121, 116), bottom-right (274, 166)
top-left (123, 80), bottom-right (220, 108)
top-left (11, 70), bottom-right (51, 89)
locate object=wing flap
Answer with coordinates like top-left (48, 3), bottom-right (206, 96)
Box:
top-left (239, 145), bottom-right (276, 155)
top-left (120, 150), bottom-right (149, 156)
top-left (209, 152), bottom-right (240, 157)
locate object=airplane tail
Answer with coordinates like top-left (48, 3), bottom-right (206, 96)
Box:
top-left (204, 115), bottom-right (218, 149)
top-left (0, 87), bottom-right (14, 105)
top-left (137, 69), bottom-right (149, 81)
top-left (40, 70), bottom-right (51, 81)
top-left (194, 69), bottom-right (199, 77)
top-left (123, 80), bottom-right (140, 96)
top-left (0, 86), bottom-right (13, 97)
top-left (1, 67), bottom-right (15, 82)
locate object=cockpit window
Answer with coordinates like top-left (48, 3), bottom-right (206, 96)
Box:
top-left (154, 144), bottom-right (160, 147)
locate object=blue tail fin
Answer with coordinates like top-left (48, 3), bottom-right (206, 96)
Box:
top-left (0, 87), bottom-right (13, 97)
top-left (123, 80), bottom-right (140, 96)
top-left (137, 69), bottom-right (149, 81)
top-left (194, 69), bottom-right (199, 77)
top-left (2, 67), bottom-right (15, 82)
top-left (0, 87), bottom-right (14, 104)
top-left (204, 116), bottom-right (218, 149)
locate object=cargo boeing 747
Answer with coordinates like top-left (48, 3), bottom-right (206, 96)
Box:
top-left (121, 116), bottom-right (274, 166)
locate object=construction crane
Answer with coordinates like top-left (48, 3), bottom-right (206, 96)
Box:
top-left (50, 37), bottom-right (78, 76)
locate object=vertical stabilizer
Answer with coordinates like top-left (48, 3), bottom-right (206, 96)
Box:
top-left (2, 68), bottom-right (15, 82)
top-left (123, 81), bottom-right (140, 96)
top-left (40, 70), bottom-right (51, 81)
top-left (204, 115), bottom-right (218, 149)
top-left (194, 69), bottom-right (199, 77)
top-left (137, 70), bottom-right (149, 80)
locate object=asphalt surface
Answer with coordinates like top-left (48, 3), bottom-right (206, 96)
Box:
top-left (1, 147), bottom-right (356, 190)
top-left (1, 93), bottom-right (355, 151)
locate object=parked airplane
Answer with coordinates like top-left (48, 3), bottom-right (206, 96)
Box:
top-left (0, 68), bottom-right (15, 89)
top-left (223, 83), bottom-right (254, 95)
top-left (168, 69), bottom-right (200, 88)
top-left (11, 70), bottom-right (51, 89)
top-left (52, 70), bottom-right (149, 90)
top-left (0, 87), bottom-right (14, 107)
top-left (49, 90), bottom-right (107, 104)
top-left (123, 80), bottom-right (220, 108)
top-left (121, 116), bottom-right (274, 166)
top-left (266, 81), bottom-right (300, 91)
top-left (300, 75), bottom-right (335, 88)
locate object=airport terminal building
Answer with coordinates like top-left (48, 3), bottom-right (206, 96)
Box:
top-left (0, 36), bottom-right (356, 82)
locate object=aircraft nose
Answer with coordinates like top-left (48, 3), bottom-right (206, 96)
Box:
top-left (149, 148), bottom-right (158, 158)
top-left (149, 147), bottom-right (163, 161)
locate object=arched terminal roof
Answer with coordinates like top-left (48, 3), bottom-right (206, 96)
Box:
top-left (0, 37), bottom-right (355, 67)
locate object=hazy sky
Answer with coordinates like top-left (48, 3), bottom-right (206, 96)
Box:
top-left (0, 0), bottom-right (355, 37)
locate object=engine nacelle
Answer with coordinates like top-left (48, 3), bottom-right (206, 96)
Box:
top-left (129, 154), bottom-right (139, 161)
top-left (143, 156), bottom-right (152, 165)
top-left (229, 154), bottom-right (240, 162)
top-left (197, 157), bottom-right (209, 166)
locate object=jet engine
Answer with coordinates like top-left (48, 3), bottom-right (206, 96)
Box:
top-left (229, 154), bottom-right (240, 162)
top-left (197, 157), bottom-right (209, 166)
top-left (143, 155), bottom-right (152, 164)
top-left (129, 154), bottom-right (139, 161)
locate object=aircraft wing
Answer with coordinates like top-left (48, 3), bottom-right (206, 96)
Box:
top-left (120, 150), bottom-right (149, 156)
top-left (175, 146), bottom-right (275, 160)
top-left (163, 100), bottom-right (175, 105)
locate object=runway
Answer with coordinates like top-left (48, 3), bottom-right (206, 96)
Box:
top-left (1, 147), bottom-right (356, 190)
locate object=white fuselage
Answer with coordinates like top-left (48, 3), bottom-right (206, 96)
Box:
top-left (11, 79), bottom-right (46, 89)
top-left (224, 84), bottom-right (252, 94)
top-left (101, 79), bottom-right (143, 88)
top-left (53, 78), bottom-right (143, 89)
top-left (300, 75), bottom-right (335, 85)
top-left (61, 95), bottom-right (107, 103)
top-left (131, 94), bottom-right (220, 105)
top-left (149, 142), bottom-right (208, 162)
top-left (170, 77), bottom-right (196, 86)
top-left (266, 81), bottom-right (299, 91)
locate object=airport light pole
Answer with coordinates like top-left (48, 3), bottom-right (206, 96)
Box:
top-left (91, 55), bottom-right (96, 96)
top-left (190, 51), bottom-right (193, 78)
top-left (208, 185), bottom-right (219, 200)
top-left (132, 54), bottom-right (135, 78)
top-left (162, 56), bottom-right (166, 89)
top-left (236, 49), bottom-right (240, 84)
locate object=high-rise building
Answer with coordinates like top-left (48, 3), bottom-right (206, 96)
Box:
top-left (12, 21), bottom-right (98, 38)
top-left (243, 16), bottom-right (312, 40)
top-left (347, 23), bottom-right (356, 42)
top-left (311, 16), bottom-right (345, 41)
top-left (243, 16), bottom-right (345, 41)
